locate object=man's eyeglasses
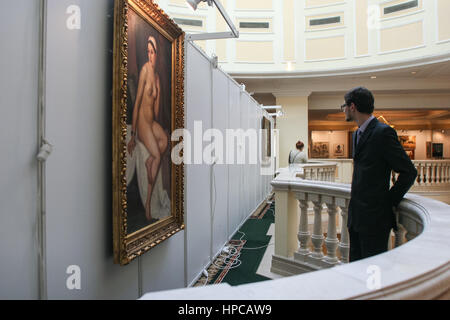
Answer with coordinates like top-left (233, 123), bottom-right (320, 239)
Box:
top-left (340, 103), bottom-right (347, 111)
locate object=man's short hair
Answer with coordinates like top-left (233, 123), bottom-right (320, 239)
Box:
top-left (344, 87), bottom-right (374, 114)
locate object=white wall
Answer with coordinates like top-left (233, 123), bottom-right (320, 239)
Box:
top-left (0, 0), bottom-right (40, 300)
top-left (0, 1), bottom-right (273, 299)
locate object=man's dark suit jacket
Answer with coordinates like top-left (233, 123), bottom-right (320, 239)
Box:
top-left (348, 118), bottom-right (417, 235)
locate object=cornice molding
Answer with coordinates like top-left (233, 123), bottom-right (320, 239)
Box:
top-left (230, 52), bottom-right (450, 79)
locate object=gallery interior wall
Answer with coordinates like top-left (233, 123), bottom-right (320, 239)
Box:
top-left (0, 0), bottom-right (40, 300)
top-left (0, 0), bottom-right (273, 299)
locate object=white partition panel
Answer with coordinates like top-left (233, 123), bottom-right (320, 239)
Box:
top-left (0, 0), bottom-right (40, 299)
top-left (228, 81), bottom-right (242, 238)
top-left (186, 43), bottom-right (212, 285)
top-left (211, 68), bottom-right (230, 256)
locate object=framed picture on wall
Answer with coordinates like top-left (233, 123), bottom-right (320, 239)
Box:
top-left (399, 135), bottom-right (416, 160)
top-left (333, 143), bottom-right (344, 157)
top-left (311, 142), bottom-right (329, 158)
top-left (426, 141), bottom-right (432, 158)
top-left (432, 143), bottom-right (444, 158)
top-left (112, 0), bottom-right (185, 265)
top-left (261, 116), bottom-right (271, 159)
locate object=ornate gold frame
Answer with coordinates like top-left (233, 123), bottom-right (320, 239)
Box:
top-left (112, 0), bottom-right (185, 265)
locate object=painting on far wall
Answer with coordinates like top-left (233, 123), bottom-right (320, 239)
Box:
top-left (426, 141), bottom-right (432, 158)
top-left (333, 143), bottom-right (345, 158)
top-left (311, 142), bottom-right (329, 158)
top-left (399, 136), bottom-right (416, 160)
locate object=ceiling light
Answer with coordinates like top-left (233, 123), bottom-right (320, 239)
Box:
top-left (186, 0), bottom-right (208, 10)
top-left (185, 0), bottom-right (239, 40)
top-left (411, 71), bottom-right (417, 75)
top-left (370, 76), bottom-right (377, 79)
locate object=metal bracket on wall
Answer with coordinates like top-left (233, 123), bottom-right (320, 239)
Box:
top-left (185, 0), bottom-right (239, 41)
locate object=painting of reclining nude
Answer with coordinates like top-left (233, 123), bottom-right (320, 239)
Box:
top-left (113, 0), bottom-right (185, 265)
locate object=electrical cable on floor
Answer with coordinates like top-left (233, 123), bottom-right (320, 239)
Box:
top-left (209, 205), bottom-right (275, 277)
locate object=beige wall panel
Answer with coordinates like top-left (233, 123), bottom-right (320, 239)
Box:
top-left (194, 40), bottom-right (206, 52)
top-left (236, 41), bottom-right (274, 62)
top-left (438, 0), bottom-right (450, 42)
top-left (169, 0), bottom-right (186, 6)
top-left (380, 21), bottom-right (423, 53)
top-left (305, 36), bottom-right (345, 60)
top-left (305, 0), bottom-right (344, 8)
top-left (283, 0), bottom-right (295, 61)
top-left (355, 0), bottom-right (369, 56)
top-left (381, 0), bottom-right (422, 18)
top-left (216, 0), bottom-right (227, 61)
top-left (236, 0), bottom-right (272, 10)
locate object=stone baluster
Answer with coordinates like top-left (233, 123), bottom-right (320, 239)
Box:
top-left (435, 163), bottom-right (440, 184)
top-left (418, 163), bottom-right (424, 185)
top-left (295, 193), bottom-right (310, 256)
top-left (425, 163), bottom-right (431, 185)
top-left (413, 163), bottom-right (420, 186)
top-left (430, 163), bottom-right (436, 185)
top-left (305, 168), bottom-right (311, 180)
top-left (322, 196), bottom-right (339, 265)
top-left (443, 163), bottom-right (448, 183)
top-left (337, 200), bottom-right (350, 263)
top-left (393, 208), bottom-right (406, 248)
top-left (309, 195), bottom-right (324, 259)
top-left (446, 163), bottom-right (450, 183)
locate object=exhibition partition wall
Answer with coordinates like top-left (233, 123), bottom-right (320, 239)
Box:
top-left (185, 42), bottom-right (274, 286)
top-left (0, 0), bottom-right (273, 299)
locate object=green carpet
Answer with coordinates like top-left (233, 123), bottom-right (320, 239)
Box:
top-left (209, 202), bottom-right (275, 286)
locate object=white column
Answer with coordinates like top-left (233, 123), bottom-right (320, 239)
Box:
top-left (275, 95), bottom-right (310, 168)
top-left (274, 188), bottom-right (300, 258)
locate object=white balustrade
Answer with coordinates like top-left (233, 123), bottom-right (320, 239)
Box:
top-left (270, 166), bottom-right (432, 276)
top-left (291, 161), bottom-right (337, 182)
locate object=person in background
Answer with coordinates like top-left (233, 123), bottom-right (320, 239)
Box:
top-left (289, 140), bottom-right (308, 164)
top-left (342, 86), bottom-right (417, 262)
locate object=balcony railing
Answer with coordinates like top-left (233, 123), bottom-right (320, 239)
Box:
top-left (140, 165), bottom-right (450, 300)
top-left (392, 160), bottom-right (450, 187)
top-left (280, 161), bottom-right (338, 182)
top-left (271, 166), bottom-right (423, 276)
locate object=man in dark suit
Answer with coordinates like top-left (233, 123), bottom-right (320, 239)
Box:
top-left (342, 87), bottom-right (417, 262)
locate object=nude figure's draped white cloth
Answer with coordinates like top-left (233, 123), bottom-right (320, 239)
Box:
top-left (126, 125), bottom-right (171, 220)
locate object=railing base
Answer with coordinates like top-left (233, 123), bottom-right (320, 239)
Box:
top-left (271, 254), bottom-right (319, 277)
top-left (271, 253), bottom-right (342, 277)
